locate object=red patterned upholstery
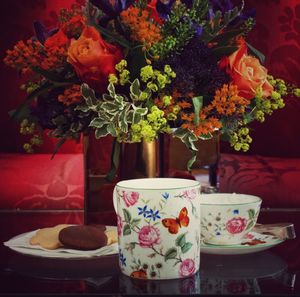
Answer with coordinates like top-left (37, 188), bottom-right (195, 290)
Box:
top-left (219, 154), bottom-right (300, 208)
top-left (0, 154), bottom-right (84, 210)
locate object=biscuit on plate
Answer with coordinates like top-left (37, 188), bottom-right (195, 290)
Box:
top-left (29, 224), bottom-right (71, 250)
top-left (58, 225), bottom-right (109, 250)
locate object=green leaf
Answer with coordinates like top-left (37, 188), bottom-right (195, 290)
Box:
top-left (32, 67), bottom-right (78, 83)
top-left (101, 102), bottom-right (120, 114)
top-left (246, 42), bottom-right (266, 64)
top-left (89, 118), bottom-right (105, 128)
top-left (210, 29), bottom-right (244, 46)
top-left (131, 218), bottom-right (141, 226)
top-left (130, 79), bottom-right (141, 101)
top-left (118, 106), bottom-right (129, 133)
top-left (93, 23), bottom-right (132, 49)
top-left (123, 224), bottom-right (131, 236)
top-left (106, 139), bottom-right (120, 182)
top-left (175, 233), bottom-right (186, 248)
top-left (212, 46), bottom-right (238, 58)
top-left (248, 209), bottom-right (255, 219)
top-left (187, 150), bottom-right (198, 171)
top-left (181, 242), bottom-right (193, 253)
top-left (192, 96), bottom-right (203, 126)
top-left (8, 104), bottom-right (31, 122)
top-left (164, 248), bottom-right (177, 261)
top-left (107, 83), bottom-right (116, 97)
top-left (123, 209), bottom-right (132, 223)
top-left (245, 220), bottom-right (255, 231)
top-left (133, 106), bottom-right (148, 115)
top-left (81, 83), bottom-right (98, 106)
top-left (95, 126), bottom-right (109, 138)
top-left (51, 138), bottom-right (66, 159)
top-left (132, 111), bottom-right (142, 125)
top-left (107, 123), bottom-right (117, 137)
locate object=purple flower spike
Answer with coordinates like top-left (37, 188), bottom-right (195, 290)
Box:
top-left (33, 21), bottom-right (58, 44)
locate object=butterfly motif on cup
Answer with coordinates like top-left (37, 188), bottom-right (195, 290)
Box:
top-left (162, 207), bottom-right (190, 234)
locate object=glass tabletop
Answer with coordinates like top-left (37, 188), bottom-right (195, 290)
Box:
top-left (0, 209), bottom-right (299, 296)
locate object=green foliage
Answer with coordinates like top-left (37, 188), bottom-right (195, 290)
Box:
top-left (164, 248), bottom-right (178, 261)
top-left (151, 1), bottom-right (208, 58)
top-left (201, 5), bottom-right (242, 43)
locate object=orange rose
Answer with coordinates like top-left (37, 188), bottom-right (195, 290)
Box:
top-left (220, 39), bottom-right (273, 99)
top-left (67, 26), bottom-right (123, 93)
top-left (44, 29), bottom-right (70, 48)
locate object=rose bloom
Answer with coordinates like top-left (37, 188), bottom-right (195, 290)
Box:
top-left (182, 189), bottom-right (197, 200)
top-left (67, 26), bottom-right (122, 93)
top-left (220, 38), bottom-right (273, 99)
top-left (117, 214), bottom-right (123, 236)
top-left (226, 217), bottom-right (247, 234)
top-left (122, 191), bottom-right (139, 207)
top-left (179, 259), bottom-right (196, 277)
top-left (44, 29), bottom-right (69, 48)
top-left (138, 225), bottom-right (161, 248)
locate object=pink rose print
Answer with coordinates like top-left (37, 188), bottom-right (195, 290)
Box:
top-left (117, 214), bottom-right (123, 236)
top-left (182, 189), bottom-right (197, 200)
top-left (179, 259), bottom-right (196, 277)
top-left (122, 191), bottom-right (139, 207)
top-left (226, 217), bottom-right (247, 234)
top-left (138, 225), bottom-right (161, 248)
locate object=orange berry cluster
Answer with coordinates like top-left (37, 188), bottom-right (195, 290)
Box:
top-left (204, 84), bottom-right (250, 116)
top-left (4, 39), bottom-right (68, 72)
top-left (121, 6), bottom-right (162, 49)
top-left (4, 39), bottom-right (44, 73)
top-left (58, 84), bottom-right (82, 106)
top-left (181, 113), bottom-right (222, 137)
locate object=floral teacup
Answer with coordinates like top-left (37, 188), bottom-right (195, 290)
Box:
top-left (113, 178), bottom-right (201, 280)
top-left (200, 193), bottom-right (261, 245)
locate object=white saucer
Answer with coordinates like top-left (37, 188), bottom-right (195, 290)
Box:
top-left (201, 231), bottom-right (284, 255)
top-left (4, 226), bottom-right (118, 259)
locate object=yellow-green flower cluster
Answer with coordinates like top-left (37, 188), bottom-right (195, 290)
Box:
top-left (140, 64), bottom-right (176, 92)
top-left (268, 76), bottom-right (288, 96)
top-left (109, 59), bottom-right (131, 86)
top-left (254, 87), bottom-right (285, 122)
top-left (230, 127), bottom-right (252, 152)
top-left (293, 88), bottom-right (300, 97)
top-left (20, 81), bottom-right (40, 94)
top-left (130, 106), bottom-right (170, 142)
top-left (20, 119), bottom-right (43, 153)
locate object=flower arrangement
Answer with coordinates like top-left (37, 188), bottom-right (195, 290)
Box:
top-left (4, 0), bottom-right (300, 170)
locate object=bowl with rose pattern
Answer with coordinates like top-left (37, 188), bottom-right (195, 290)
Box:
top-left (200, 193), bottom-right (262, 245)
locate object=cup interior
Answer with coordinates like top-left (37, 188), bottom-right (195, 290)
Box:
top-left (201, 193), bottom-right (261, 205)
top-left (117, 178), bottom-right (200, 190)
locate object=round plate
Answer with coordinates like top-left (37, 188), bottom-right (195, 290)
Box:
top-left (4, 226), bottom-right (118, 259)
top-left (200, 232), bottom-right (284, 255)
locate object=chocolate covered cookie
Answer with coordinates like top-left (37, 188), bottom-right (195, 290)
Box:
top-left (58, 225), bottom-right (108, 250)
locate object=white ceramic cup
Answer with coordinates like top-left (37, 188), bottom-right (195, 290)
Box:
top-left (200, 193), bottom-right (262, 245)
top-left (113, 178), bottom-right (201, 280)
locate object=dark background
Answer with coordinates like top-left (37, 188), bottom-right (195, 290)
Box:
top-left (0, 0), bottom-right (299, 156)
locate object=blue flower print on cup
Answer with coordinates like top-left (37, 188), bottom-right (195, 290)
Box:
top-left (138, 205), bottom-right (148, 218)
top-left (233, 209), bottom-right (239, 215)
top-left (119, 249), bottom-right (126, 267)
top-left (162, 192), bottom-right (169, 200)
top-left (147, 209), bottom-right (161, 221)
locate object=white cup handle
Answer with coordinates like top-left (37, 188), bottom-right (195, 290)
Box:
top-left (113, 186), bottom-right (118, 214)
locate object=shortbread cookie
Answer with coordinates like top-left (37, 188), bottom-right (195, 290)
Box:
top-left (58, 225), bottom-right (108, 250)
top-left (29, 224), bottom-right (71, 250)
top-left (105, 229), bottom-right (118, 245)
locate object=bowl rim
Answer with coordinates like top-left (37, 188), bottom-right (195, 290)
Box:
top-left (200, 193), bottom-right (262, 205)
